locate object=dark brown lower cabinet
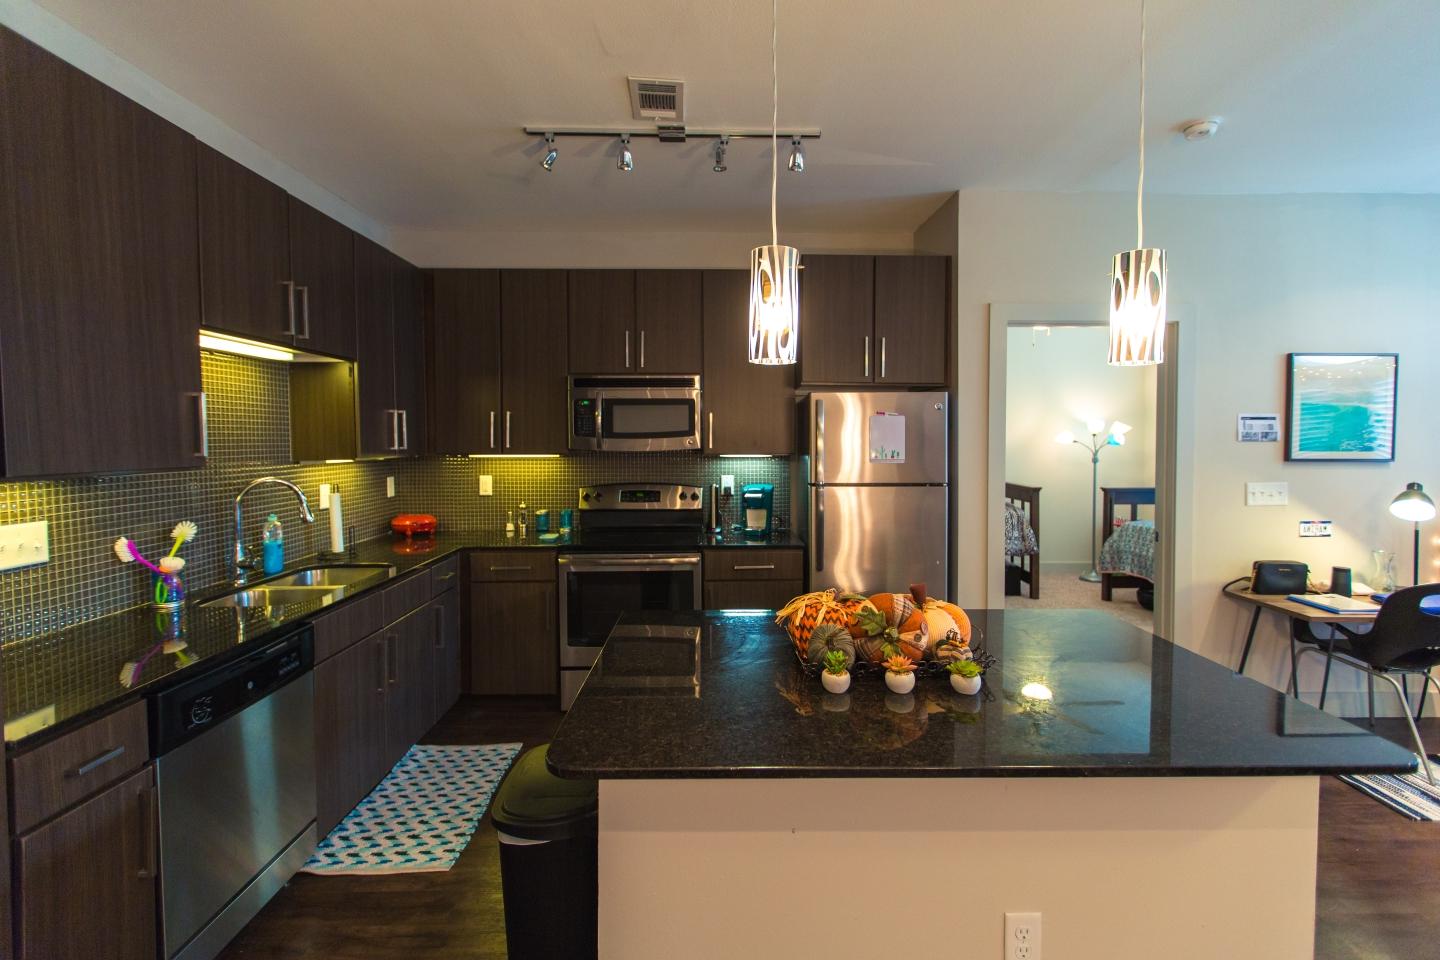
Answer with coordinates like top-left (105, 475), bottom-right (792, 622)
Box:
top-left (384, 605), bottom-right (434, 764)
top-left (13, 766), bottom-right (156, 960)
top-left (431, 589), bottom-right (462, 728)
top-left (314, 634), bottom-right (388, 836)
top-left (469, 580), bottom-right (558, 696)
top-left (703, 580), bottom-right (806, 611)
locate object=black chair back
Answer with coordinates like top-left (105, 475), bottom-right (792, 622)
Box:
top-left (1354, 583), bottom-right (1440, 670)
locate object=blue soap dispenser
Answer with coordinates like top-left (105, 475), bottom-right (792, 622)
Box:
top-left (261, 513), bottom-right (284, 575)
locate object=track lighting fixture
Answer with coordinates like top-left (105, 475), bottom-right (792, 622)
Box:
top-left (617, 135), bottom-right (634, 172)
top-left (540, 133), bottom-right (558, 172)
top-left (713, 136), bottom-right (729, 173)
top-left (787, 137), bottom-right (804, 173)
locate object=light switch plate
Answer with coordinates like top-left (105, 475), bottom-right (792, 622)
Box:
top-left (0, 520), bottom-right (50, 571)
top-left (1300, 519), bottom-right (1333, 538)
top-left (1246, 481), bottom-right (1288, 506)
top-left (318, 483), bottom-right (331, 507)
top-left (386, 476), bottom-right (396, 498)
top-left (478, 474), bottom-right (494, 496)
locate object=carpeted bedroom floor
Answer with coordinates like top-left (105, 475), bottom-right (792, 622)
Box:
top-left (1005, 569), bottom-right (1154, 633)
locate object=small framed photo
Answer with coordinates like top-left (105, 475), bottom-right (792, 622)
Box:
top-left (1285, 353), bottom-right (1397, 462)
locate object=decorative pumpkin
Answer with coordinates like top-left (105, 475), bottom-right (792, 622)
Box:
top-left (852, 592), bottom-right (930, 663)
top-left (923, 598), bottom-right (974, 663)
top-left (805, 623), bottom-right (856, 671)
top-left (776, 589), bottom-right (872, 656)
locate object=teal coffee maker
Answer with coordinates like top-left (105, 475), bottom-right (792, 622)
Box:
top-left (740, 483), bottom-right (775, 540)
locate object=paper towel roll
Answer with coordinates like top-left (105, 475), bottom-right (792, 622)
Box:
top-left (329, 492), bottom-right (346, 553)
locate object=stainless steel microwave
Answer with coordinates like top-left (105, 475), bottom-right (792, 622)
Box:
top-left (568, 374), bottom-right (702, 452)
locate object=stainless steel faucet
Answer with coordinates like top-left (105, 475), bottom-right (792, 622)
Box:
top-left (233, 476), bottom-right (316, 584)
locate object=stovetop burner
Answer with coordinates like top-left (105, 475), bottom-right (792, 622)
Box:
top-left (576, 483), bottom-right (705, 552)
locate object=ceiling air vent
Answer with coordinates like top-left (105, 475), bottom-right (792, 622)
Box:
top-left (628, 77), bottom-right (685, 122)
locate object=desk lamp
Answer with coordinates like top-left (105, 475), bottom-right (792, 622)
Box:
top-left (1390, 482), bottom-right (1436, 586)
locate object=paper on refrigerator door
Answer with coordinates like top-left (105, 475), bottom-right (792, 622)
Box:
top-left (869, 412), bottom-right (905, 464)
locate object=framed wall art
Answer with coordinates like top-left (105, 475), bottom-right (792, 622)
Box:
top-left (1284, 353), bottom-right (1397, 462)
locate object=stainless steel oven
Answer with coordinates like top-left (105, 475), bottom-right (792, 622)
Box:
top-left (568, 374), bottom-right (702, 452)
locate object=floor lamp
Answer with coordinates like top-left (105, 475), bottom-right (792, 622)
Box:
top-left (1056, 419), bottom-right (1132, 583)
top-left (1390, 482), bottom-right (1436, 585)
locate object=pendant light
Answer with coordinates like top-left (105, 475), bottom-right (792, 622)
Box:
top-left (1108, 0), bottom-right (1167, 366)
top-left (748, 0), bottom-right (800, 365)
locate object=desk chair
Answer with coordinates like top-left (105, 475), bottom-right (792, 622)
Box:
top-left (1294, 584), bottom-right (1440, 785)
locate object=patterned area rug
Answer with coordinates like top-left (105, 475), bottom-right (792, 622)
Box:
top-left (303, 742), bottom-right (522, 875)
top-left (1339, 756), bottom-right (1440, 821)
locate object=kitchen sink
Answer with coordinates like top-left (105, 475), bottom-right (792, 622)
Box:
top-left (265, 565), bottom-right (395, 588)
top-left (200, 565), bottom-right (396, 609)
top-left (203, 586), bottom-right (338, 609)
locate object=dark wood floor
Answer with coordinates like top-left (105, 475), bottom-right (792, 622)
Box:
top-left (218, 702), bottom-right (1439, 960)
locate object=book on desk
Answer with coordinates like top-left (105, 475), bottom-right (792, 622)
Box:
top-left (1286, 593), bottom-right (1381, 615)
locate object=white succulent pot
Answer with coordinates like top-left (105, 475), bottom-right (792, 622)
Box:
top-left (884, 671), bottom-right (916, 694)
top-left (821, 671), bottom-right (851, 694)
top-left (950, 672), bottom-right (982, 696)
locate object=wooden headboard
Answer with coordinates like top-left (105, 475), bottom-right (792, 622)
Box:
top-left (1101, 486), bottom-right (1155, 538)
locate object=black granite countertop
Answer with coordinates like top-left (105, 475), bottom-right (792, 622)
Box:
top-left (2, 529), bottom-right (805, 750)
top-left (546, 609), bottom-right (1418, 779)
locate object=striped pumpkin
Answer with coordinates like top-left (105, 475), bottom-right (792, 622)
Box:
top-left (775, 589), bottom-right (872, 657)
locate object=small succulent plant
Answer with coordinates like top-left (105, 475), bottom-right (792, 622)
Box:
top-left (822, 649), bottom-right (850, 676)
top-left (882, 654), bottom-right (916, 674)
top-left (947, 659), bottom-right (982, 678)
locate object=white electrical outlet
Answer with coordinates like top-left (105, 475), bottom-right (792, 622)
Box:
top-left (1246, 481), bottom-right (1289, 506)
top-left (720, 475), bottom-right (735, 494)
top-left (478, 475), bottom-right (494, 496)
top-left (0, 520), bottom-right (50, 572)
top-left (1300, 519), bottom-right (1333, 538)
top-left (386, 476), bottom-right (396, 498)
top-left (1005, 912), bottom-right (1041, 960)
top-left (318, 483), bottom-right (331, 507)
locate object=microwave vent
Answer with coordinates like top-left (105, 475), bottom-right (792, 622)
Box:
top-left (628, 77), bottom-right (685, 121)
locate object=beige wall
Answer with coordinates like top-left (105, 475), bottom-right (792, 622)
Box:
top-left (1006, 325), bottom-right (1156, 566)
top-left (930, 190), bottom-right (1440, 712)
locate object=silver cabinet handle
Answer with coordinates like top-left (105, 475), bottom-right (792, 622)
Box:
top-left (624, 330), bottom-right (632, 369)
top-left (281, 280), bottom-right (298, 336)
top-left (70, 745), bottom-right (125, 778)
top-left (505, 411), bottom-right (512, 449)
top-left (489, 411), bottom-right (496, 450)
top-left (732, 564), bottom-right (776, 571)
top-left (880, 336), bottom-right (887, 379)
top-left (187, 392), bottom-right (209, 458)
top-left (489, 564), bottom-right (532, 572)
top-left (708, 411), bottom-right (714, 450)
top-left (296, 285), bottom-right (311, 340)
top-left (863, 335), bottom-right (870, 377)
top-left (639, 330), bottom-right (646, 369)
top-left (386, 410), bottom-right (400, 451)
top-left (435, 571), bottom-right (457, 583)
top-left (399, 409), bottom-right (409, 451)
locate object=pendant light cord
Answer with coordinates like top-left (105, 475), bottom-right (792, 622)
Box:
top-left (770, 0), bottom-right (779, 247)
top-left (1136, 0), bottom-right (1146, 250)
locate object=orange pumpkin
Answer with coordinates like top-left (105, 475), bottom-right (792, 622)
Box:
top-left (852, 592), bottom-right (931, 663)
top-left (775, 589), bottom-right (871, 656)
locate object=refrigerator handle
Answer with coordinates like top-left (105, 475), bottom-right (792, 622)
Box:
top-left (813, 397), bottom-right (825, 484)
top-left (814, 484), bottom-right (825, 572)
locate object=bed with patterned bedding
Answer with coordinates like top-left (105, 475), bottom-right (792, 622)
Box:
top-left (1098, 486), bottom-right (1156, 602)
top-left (1004, 483), bottom-right (1041, 599)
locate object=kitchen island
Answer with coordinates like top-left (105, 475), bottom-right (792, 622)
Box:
top-left (547, 609), bottom-right (1415, 960)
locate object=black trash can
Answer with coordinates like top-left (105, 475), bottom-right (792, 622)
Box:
top-left (491, 744), bottom-right (599, 960)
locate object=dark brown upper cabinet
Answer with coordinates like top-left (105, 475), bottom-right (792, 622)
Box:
top-left (354, 236), bottom-right (398, 456)
top-left (702, 271), bottom-right (795, 455)
top-left (798, 255), bottom-right (875, 385)
top-left (287, 197), bottom-right (357, 359)
top-left (873, 255), bottom-right (948, 386)
top-left (500, 270), bottom-right (570, 454)
top-left (427, 270), bottom-right (502, 454)
top-left (567, 270), bottom-right (636, 373)
top-left (0, 28), bottom-right (204, 478)
top-left (392, 256), bottom-right (428, 456)
top-left (635, 270), bottom-right (704, 373)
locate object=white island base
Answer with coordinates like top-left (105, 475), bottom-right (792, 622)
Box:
top-left (598, 776), bottom-right (1319, 960)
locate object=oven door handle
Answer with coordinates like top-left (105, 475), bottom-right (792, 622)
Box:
top-left (560, 555), bottom-right (701, 570)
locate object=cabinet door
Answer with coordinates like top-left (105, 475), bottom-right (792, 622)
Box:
top-left (430, 590), bottom-right (462, 728)
top-left (196, 143), bottom-right (294, 344)
top-left (384, 606), bottom-right (434, 765)
top-left (314, 635), bottom-right (388, 836)
top-left (703, 579), bottom-right (805, 612)
top-left (702, 271), bottom-right (795, 454)
top-left (428, 269), bottom-right (502, 454)
top-left (392, 255), bottom-right (427, 455)
top-left (500, 270), bottom-right (569, 454)
top-left (287, 196), bottom-right (356, 359)
top-left (635, 270), bottom-right (703, 372)
top-left (469, 580), bottom-right (558, 695)
top-left (354, 235), bottom-right (398, 456)
top-left (0, 29), bottom-right (203, 477)
top-left (798, 255), bottom-right (875, 386)
top-left (568, 270), bottom-right (635, 373)
top-left (14, 766), bottom-right (157, 960)
top-left (874, 255), bottom-right (948, 385)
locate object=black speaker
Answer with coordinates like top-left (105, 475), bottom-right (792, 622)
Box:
top-left (1331, 566), bottom-right (1352, 597)
top-left (1251, 561), bottom-right (1308, 595)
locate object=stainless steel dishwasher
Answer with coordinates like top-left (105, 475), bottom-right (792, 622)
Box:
top-left (150, 624), bottom-right (317, 960)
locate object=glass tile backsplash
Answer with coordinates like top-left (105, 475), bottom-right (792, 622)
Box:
top-left (0, 352), bottom-right (789, 642)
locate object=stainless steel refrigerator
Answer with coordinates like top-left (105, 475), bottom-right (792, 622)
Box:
top-left (793, 391), bottom-right (949, 595)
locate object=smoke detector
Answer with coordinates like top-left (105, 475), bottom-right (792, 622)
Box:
top-left (628, 77), bottom-right (685, 122)
top-left (1181, 118), bottom-right (1221, 141)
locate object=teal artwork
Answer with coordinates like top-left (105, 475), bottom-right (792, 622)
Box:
top-left (1286, 354), bottom-right (1396, 462)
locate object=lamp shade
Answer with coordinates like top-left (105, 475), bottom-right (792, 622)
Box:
top-left (1109, 248), bottom-right (1167, 366)
top-left (1390, 482), bottom-right (1437, 523)
top-left (748, 243), bottom-right (800, 365)
top-left (1055, 430), bottom-right (1076, 445)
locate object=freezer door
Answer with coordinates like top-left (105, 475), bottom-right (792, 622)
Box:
top-left (808, 392), bottom-right (947, 484)
top-left (809, 484), bottom-right (948, 595)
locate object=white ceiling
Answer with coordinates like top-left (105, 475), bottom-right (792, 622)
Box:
top-left (30, 0), bottom-right (1440, 236)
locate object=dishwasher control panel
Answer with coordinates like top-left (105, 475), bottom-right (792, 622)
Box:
top-left (150, 626), bottom-right (313, 755)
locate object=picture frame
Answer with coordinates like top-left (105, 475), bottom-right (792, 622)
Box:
top-left (1284, 353), bottom-right (1397, 462)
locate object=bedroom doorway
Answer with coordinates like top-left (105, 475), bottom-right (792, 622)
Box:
top-left (987, 304), bottom-right (1188, 640)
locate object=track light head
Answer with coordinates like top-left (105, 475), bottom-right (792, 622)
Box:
top-left (540, 133), bottom-right (558, 172)
top-left (617, 135), bottom-right (634, 172)
top-left (713, 136), bottom-right (729, 173)
top-left (787, 137), bottom-right (804, 173)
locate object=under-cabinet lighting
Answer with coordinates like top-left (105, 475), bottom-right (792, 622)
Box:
top-left (199, 332), bottom-right (296, 363)
top-left (468, 454), bottom-right (562, 459)
top-left (718, 455), bottom-right (775, 459)
top-left (324, 459), bottom-right (354, 464)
